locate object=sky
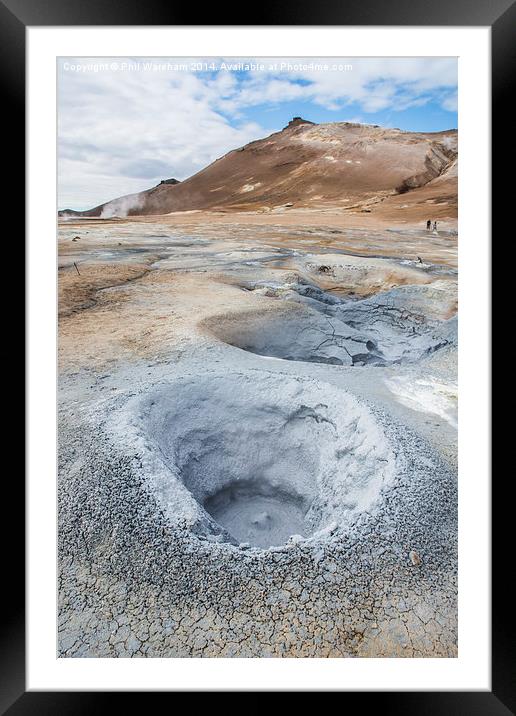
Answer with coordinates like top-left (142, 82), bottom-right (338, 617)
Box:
top-left (58, 57), bottom-right (458, 210)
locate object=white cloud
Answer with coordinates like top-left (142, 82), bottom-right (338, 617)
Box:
top-left (58, 57), bottom-right (457, 209)
top-left (442, 92), bottom-right (458, 112)
top-left (58, 59), bottom-right (269, 208)
top-left (231, 57), bottom-right (457, 113)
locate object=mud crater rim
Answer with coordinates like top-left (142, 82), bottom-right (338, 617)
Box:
top-left (139, 372), bottom-right (395, 550)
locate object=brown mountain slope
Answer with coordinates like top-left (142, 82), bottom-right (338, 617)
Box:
top-left (368, 156), bottom-right (457, 222)
top-left (61, 119), bottom-right (457, 218)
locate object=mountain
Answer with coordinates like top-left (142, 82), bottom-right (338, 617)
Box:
top-left (59, 119), bottom-right (457, 218)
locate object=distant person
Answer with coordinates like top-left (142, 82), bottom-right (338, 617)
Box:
top-left (433, 221), bottom-right (438, 231)
top-left (426, 220), bottom-right (431, 230)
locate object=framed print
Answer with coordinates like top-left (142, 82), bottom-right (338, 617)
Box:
top-left (7, 0), bottom-right (510, 708)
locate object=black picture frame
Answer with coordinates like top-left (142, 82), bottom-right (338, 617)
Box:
top-left (8, 0), bottom-right (509, 709)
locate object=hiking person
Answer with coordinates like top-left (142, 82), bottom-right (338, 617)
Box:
top-left (426, 219), bottom-right (431, 230)
top-left (433, 221), bottom-right (438, 231)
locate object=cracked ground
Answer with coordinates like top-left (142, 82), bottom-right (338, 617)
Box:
top-left (58, 212), bottom-right (457, 657)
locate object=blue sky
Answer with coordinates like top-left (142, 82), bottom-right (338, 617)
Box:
top-left (237, 99), bottom-right (456, 134)
top-left (58, 57), bottom-right (457, 210)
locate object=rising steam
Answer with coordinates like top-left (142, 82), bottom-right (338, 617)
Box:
top-left (100, 193), bottom-right (144, 218)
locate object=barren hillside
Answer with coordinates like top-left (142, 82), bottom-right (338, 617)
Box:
top-left (60, 118), bottom-right (457, 219)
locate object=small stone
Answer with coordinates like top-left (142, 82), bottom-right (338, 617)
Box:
top-left (409, 550), bottom-right (422, 566)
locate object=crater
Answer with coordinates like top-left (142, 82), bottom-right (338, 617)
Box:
top-left (202, 306), bottom-right (374, 367)
top-left (139, 372), bottom-right (395, 549)
top-left (203, 281), bottom-right (457, 367)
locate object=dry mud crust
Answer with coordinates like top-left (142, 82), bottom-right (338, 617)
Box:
top-left (58, 262), bottom-right (149, 316)
top-left (204, 282), bottom-right (457, 367)
top-left (203, 304), bottom-right (371, 367)
top-left (58, 369), bottom-right (457, 658)
top-left (299, 252), bottom-right (433, 297)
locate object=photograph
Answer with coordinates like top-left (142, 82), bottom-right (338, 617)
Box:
top-left (56, 56), bottom-right (459, 659)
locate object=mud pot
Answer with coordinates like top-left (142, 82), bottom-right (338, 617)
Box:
top-left (58, 216), bottom-right (458, 658)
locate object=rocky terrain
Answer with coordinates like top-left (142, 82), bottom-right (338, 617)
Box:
top-left (58, 206), bottom-right (457, 657)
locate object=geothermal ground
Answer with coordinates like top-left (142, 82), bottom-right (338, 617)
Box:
top-left (58, 210), bottom-right (458, 657)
